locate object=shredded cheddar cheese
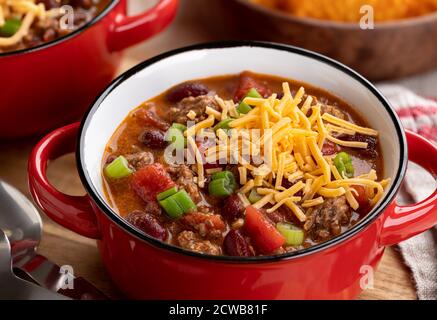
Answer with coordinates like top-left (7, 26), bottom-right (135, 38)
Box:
top-left (187, 110), bottom-right (197, 120)
top-left (302, 197), bottom-right (324, 207)
top-left (176, 80), bottom-right (388, 222)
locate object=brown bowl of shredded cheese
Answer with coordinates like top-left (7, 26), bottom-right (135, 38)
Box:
top-left (251, 0), bottom-right (437, 22)
top-left (195, 0), bottom-right (437, 80)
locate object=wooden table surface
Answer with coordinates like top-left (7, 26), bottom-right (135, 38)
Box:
top-left (0, 0), bottom-right (419, 300)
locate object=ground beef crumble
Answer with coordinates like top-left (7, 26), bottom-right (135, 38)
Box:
top-left (169, 95), bottom-right (219, 124)
top-left (125, 151), bottom-right (154, 170)
top-left (321, 104), bottom-right (347, 120)
top-left (304, 196), bottom-right (351, 241)
top-left (180, 212), bottom-right (225, 239)
top-left (177, 230), bottom-right (222, 255)
top-left (167, 164), bottom-right (203, 203)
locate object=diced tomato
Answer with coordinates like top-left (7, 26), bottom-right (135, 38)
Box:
top-left (131, 163), bottom-right (176, 202)
top-left (234, 71), bottom-right (272, 102)
top-left (244, 206), bottom-right (285, 254)
top-left (321, 141), bottom-right (341, 156)
top-left (351, 185), bottom-right (369, 209)
top-left (343, 134), bottom-right (378, 158)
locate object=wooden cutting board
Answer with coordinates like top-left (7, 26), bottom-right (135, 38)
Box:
top-left (0, 0), bottom-right (418, 299)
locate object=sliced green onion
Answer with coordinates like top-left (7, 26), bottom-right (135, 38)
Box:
top-left (345, 162), bottom-right (354, 177)
top-left (248, 189), bottom-right (262, 204)
top-left (165, 127), bottom-right (186, 150)
top-left (211, 170), bottom-right (235, 181)
top-left (214, 118), bottom-right (234, 131)
top-left (245, 88), bottom-right (262, 99)
top-left (104, 156), bottom-right (133, 179)
top-left (276, 223), bottom-right (305, 246)
top-left (333, 152), bottom-right (354, 178)
top-left (171, 190), bottom-right (197, 213)
top-left (236, 88), bottom-right (261, 114)
top-left (157, 186), bottom-right (178, 201)
top-left (171, 123), bottom-right (187, 132)
top-left (159, 189), bottom-right (196, 218)
top-left (159, 196), bottom-right (184, 219)
top-left (0, 19), bottom-right (22, 37)
top-left (211, 170), bottom-right (237, 191)
top-left (209, 171), bottom-right (237, 197)
top-left (237, 102), bottom-right (252, 114)
top-left (208, 178), bottom-right (235, 197)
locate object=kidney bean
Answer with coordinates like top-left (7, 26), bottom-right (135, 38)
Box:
top-left (125, 210), bottom-right (167, 241)
top-left (133, 108), bottom-right (170, 131)
top-left (342, 134), bottom-right (378, 158)
top-left (223, 230), bottom-right (253, 257)
top-left (222, 195), bottom-right (245, 221)
top-left (321, 141), bottom-right (341, 156)
top-left (138, 129), bottom-right (166, 149)
top-left (166, 83), bottom-right (209, 103)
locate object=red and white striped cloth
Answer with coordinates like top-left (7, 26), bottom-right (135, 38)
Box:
top-left (378, 85), bottom-right (437, 300)
top-left (379, 85), bottom-right (437, 143)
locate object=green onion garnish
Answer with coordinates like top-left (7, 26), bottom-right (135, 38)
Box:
top-left (213, 118), bottom-right (234, 131)
top-left (158, 188), bottom-right (197, 218)
top-left (333, 152), bottom-right (354, 178)
top-left (159, 196), bottom-right (184, 219)
top-left (245, 88), bottom-right (262, 99)
top-left (171, 190), bottom-right (197, 213)
top-left (171, 123), bottom-right (187, 132)
top-left (211, 170), bottom-right (236, 183)
top-left (0, 19), bottom-right (22, 37)
top-left (208, 178), bottom-right (235, 197)
top-left (236, 88), bottom-right (262, 114)
top-left (248, 189), bottom-right (262, 204)
top-left (237, 102), bottom-right (252, 114)
top-left (165, 127), bottom-right (186, 150)
top-left (209, 170), bottom-right (237, 197)
top-left (276, 223), bottom-right (305, 246)
top-left (104, 156), bottom-right (133, 179)
top-left (156, 186), bottom-right (178, 201)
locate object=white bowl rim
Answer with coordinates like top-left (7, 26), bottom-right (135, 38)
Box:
top-left (77, 41), bottom-right (408, 263)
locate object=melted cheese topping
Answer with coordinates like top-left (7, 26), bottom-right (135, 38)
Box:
top-left (179, 81), bottom-right (388, 221)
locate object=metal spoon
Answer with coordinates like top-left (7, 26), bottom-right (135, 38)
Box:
top-left (0, 229), bottom-right (69, 300)
top-left (0, 180), bottom-right (107, 300)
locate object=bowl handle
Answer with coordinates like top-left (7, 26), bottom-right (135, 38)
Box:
top-left (379, 130), bottom-right (437, 246)
top-left (108, 0), bottom-right (179, 52)
top-left (28, 122), bottom-right (100, 239)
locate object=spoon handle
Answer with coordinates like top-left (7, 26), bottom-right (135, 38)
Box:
top-left (1, 229), bottom-right (68, 300)
top-left (16, 254), bottom-right (108, 300)
top-left (0, 275), bottom-right (70, 300)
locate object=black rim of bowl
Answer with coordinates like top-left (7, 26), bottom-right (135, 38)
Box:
top-left (77, 41), bottom-right (407, 263)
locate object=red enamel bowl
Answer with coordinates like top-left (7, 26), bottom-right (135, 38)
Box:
top-left (0, 0), bottom-right (178, 138)
top-left (28, 42), bottom-right (437, 299)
